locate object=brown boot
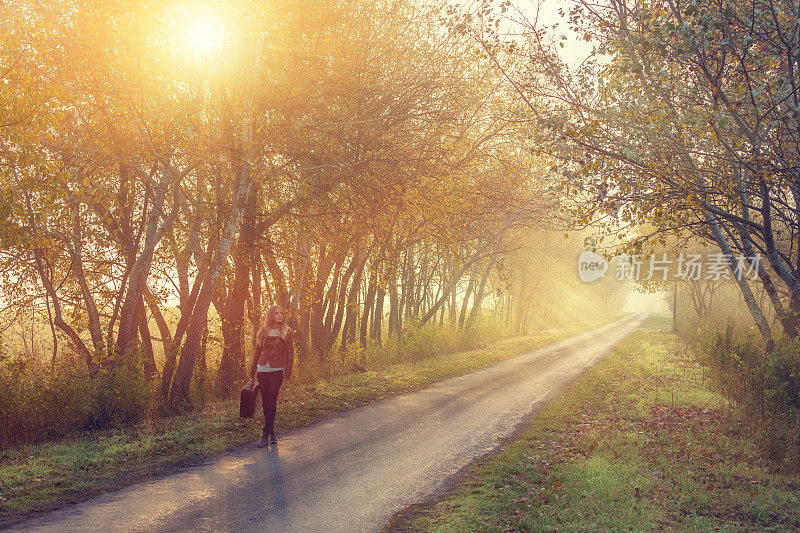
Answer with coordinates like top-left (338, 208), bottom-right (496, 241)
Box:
top-left (268, 429), bottom-right (277, 445)
top-left (257, 432), bottom-right (269, 448)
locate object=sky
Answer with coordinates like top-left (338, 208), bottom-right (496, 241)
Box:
top-left (513, 0), bottom-right (596, 66)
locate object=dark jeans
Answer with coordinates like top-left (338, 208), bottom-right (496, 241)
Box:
top-left (257, 370), bottom-right (284, 434)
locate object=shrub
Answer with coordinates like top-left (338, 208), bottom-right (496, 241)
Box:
top-left (86, 365), bottom-right (150, 429)
top-left (318, 316), bottom-right (509, 378)
top-left (764, 341), bottom-right (800, 414)
top-left (370, 315), bottom-right (508, 365)
top-left (0, 359), bottom-right (151, 449)
top-left (698, 323), bottom-right (800, 468)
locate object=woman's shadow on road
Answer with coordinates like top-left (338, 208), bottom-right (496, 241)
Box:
top-left (242, 445), bottom-right (289, 523)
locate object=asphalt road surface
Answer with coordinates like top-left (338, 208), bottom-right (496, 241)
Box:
top-left (11, 313), bottom-right (648, 533)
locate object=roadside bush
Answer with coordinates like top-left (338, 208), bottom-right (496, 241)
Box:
top-left (700, 324), bottom-right (800, 414)
top-left (0, 358), bottom-right (151, 448)
top-left (315, 316), bottom-right (509, 379)
top-left (698, 323), bottom-right (800, 468)
top-left (86, 365), bottom-right (150, 429)
top-left (698, 323), bottom-right (761, 404)
top-left (0, 359), bottom-right (90, 448)
top-left (376, 316), bottom-right (508, 365)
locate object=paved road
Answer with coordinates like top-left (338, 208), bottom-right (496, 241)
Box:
top-left (10, 313), bottom-right (648, 533)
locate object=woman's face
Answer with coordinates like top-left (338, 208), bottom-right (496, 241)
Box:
top-left (273, 308), bottom-right (284, 324)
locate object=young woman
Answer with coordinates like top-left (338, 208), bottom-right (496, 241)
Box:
top-left (247, 305), bottom-right (294, 448)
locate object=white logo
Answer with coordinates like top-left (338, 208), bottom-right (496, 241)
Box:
top-left (578, 250), bottom-right (608, 282)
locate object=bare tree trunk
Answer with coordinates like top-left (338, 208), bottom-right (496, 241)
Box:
top-left (734, 180), bottom-right (799, 338)
top-left (420, 257), bottom-right (478, 326)
top-left (297, 256), bottom-right (314, 362)
top-left (706, 214), bottom-right (774, 350)
top-left (25, 193), bottom-right (93, 366)
top-left (360, 263), bottom-right (377, 348)
top-left (467, 245), bottom-right (499, 326)
top-left (341, 252), bottom-right (368, 351)
top-left (44, 289), bottom-right (57, 370)
top-left (458, 262), bottom-right (478, 329)
top-left (310, 244), bottom-right (336, 357)
top-left (388, 267), bottom-right (399, 335)
top-left (250, 249), bottom-right (263, 334)
top-left (414, 248), bottom-right (428, 317)
top-left (264, 240), bottom-right (291, 308)
top-left (162, 178), bottom-right (216, 391)
top-left (137, 297), bottom-right (157, 380)
top-left (322, 259), bottom-right (343, 344)
top-left (169, 157), bottom-right (254, 408)
top-left (143, 287), bottom-right (176, 395)
top-left (70, 211), bottom-right (105, 356)
top-left (326, 249), bottom-right (363, 351)
top-left (371, 263), bottom-right (385, 344)
top-left (117, 164), bottom-right (179, 359)
top-left (214, 238), bottom-right (250, 399)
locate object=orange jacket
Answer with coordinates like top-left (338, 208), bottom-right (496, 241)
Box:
top-left (250, 328), bottom-right (294, 381)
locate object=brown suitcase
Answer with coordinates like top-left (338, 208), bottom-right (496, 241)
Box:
top-left (239, 383), bottom-right (261, 418)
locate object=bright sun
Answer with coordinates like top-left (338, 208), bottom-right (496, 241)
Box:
top-left (183, 16), bottom-right (224, 57)
top-left (154, 4), bottom-right (230, 67)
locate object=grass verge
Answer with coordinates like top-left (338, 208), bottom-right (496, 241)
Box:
top-left (0, 318), bottom-right (616, 527)
top-left (397, 314), bottom-right (800, 532)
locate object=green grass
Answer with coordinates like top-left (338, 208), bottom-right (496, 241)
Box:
top-left (0, 318), bottom-right (614, 527)
top-left (408, 315), bottom-right (800, 532)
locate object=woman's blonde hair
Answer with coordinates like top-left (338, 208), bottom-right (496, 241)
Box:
top-left (256, 305), bottom-right (290, 346)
